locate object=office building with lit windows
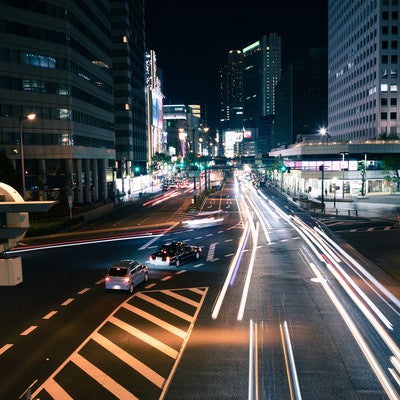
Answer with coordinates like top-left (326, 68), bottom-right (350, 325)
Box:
top-left (0, 1), bottom-right (115, 203)
top-left (219, 50), bottom-right (244, 132)
top-left (242, 33), bottom-right (281, 157)
top-left (242, 33), bottom-right (281, 129)
top-left (328, 0), bottom-right (400, 140)
top-left (111, 0), bottom-right (147, 184)
top-left (0, 1), bottom-right (147, 204)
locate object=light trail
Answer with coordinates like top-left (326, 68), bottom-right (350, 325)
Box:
top-left (250, 189), bottom-right (400, 397)
top-left (237, 223), bottom-right (259, 321)
top-left (308, 262), bottom-right (400, 400)
top-left (315, 226), bottom-right (400, 313)
top-left (211, 221), bottom-right (250, 320)
top-left (8, 233), bottom-right (161, 254)
top-left (280, 321), bottom-right (302, 400)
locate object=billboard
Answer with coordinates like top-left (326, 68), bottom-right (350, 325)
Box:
top-left (151, 92), bottom-right (163, 129)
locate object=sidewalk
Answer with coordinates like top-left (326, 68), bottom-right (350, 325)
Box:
top-left (285, 189), bottom-right (400, 220)
top-left (319, 193), bottom-right (400, 220)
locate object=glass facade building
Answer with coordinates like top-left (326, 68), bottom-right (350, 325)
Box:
top-left (328, 0), bottom-right (400, 140)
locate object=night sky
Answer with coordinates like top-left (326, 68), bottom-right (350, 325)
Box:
top-left (145, 1), bottom-right (328, 129)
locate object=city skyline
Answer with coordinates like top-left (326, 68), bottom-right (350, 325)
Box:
top-left (145, 1), bottom-right (328, 129)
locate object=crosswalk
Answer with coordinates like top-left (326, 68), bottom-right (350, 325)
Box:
top-left (317, 217), bottom-right (397, 232)
top-left (32, 287), bottom-right (208, 400)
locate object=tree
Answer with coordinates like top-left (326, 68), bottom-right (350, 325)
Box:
top-left (150, 152), bottom-right (171, 171)
top-left (358, 160), bottom-right (366, 196)
top-left (382, 154), bottom-right (400, 191)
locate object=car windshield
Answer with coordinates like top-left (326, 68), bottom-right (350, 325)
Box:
top-left (108, 267), bottom-right (128, 277)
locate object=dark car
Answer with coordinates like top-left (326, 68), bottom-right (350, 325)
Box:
top-left (148, 241), bottom-right (202, 267)
top-left (105, 260), bottom-right (149, 293)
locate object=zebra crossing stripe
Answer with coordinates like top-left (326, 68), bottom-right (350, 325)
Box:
top-left (71, 352), bottom-right (139, 400)
top-left (92, 331), bottom-right (165, 388)
top-left (162, 289), bottom-right (201, 307)
top-left (136, 292), bottom-right (193, 321)
top-left (123, 303), bottom-right (187, 338)
top-left (109, 315), bottom-right (178, 358)
top-left (44, 378), bottom-right (73, 400)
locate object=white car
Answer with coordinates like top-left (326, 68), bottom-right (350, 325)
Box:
top-left (105, 260), bottom-right (149, 293)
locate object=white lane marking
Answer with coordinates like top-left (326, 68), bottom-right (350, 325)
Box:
top-left (0, 344), bottom-right (13, 355)
top-left (123, 303), bottom-right (186, 338)
top-left (163, 289), bottom-right (200, 307)
top-left (109, 315), bottom-right (178, 358)
top-left (61, 298), bottom-right (74, 306)
top-left (71, 352), bottom-right (139, 400)
top-left (136, 292), bottom-right (193, 321)
top-left (42, 310), bottom-right (58, 320)
top-left (20, 326), bottom-right (37, 336)
top-left (138, 222), bottom-right (180, 250)
top-left (44, 378), bottom-right (74, 399)
top-left (92, 331), bottom-right (165, 388)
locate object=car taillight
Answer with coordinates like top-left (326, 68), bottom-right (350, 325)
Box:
top-left (105, 276), bottom-right (110, 282)
top-left (166, 257), bottom-right (170, 263)
top-left (123, 277), bottom-right (130, 283)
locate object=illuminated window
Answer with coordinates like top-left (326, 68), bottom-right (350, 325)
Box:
top-left (123, 36), bottom-right (128, 43)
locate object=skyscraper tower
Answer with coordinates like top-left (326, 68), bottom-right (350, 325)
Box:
top-left (111, 0), bottom-right (147, 176)
top-left (328, 0), bottom-right (400, 140)
top-left (242, 33), bottom-right (281, 129)
top-left (0, 0), bottom-right (115, 203)
top-left (226, 50), bottom-right (244, 131)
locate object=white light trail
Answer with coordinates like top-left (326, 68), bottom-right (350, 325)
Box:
top-left (211, 222), bottom-right (250, 320)
top-left (309, 262), bottom-right (400, 400)
top-left (280, 321), bottom-right (302, 400)
top-left (237, 222), bottom-right (259, 321)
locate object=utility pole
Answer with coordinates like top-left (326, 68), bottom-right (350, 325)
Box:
top-left (319, 164), bottom-right (325, 213)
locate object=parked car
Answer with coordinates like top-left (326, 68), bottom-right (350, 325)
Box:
top-left (105, 260), bottom-right (149, 293)
top-left (148, 241), bottom-right (202, 267)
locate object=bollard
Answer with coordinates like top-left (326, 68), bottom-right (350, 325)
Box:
top-left (335, 209), bottom-right (338, 216)
top-left (355, 210), bottom-right (358, 217)
top-left (348, 210), bottom-right (350, 216)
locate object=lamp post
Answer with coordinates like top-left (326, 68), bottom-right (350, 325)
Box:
top-left (332, 177), bottom-right (337, 208)
top-left (340, 152), bottom-right (349, 199)
top-left (19, 113), bottom-right (36, 200)
top-left (319, 164), bottom-right (325, 212)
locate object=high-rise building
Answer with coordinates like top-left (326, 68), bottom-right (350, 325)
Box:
top-left (222, 50), bottom-right (244, 131)
top-left (0, 1), bottom-right (115, 203)
top-left (146, 50), bottom-right (164, 163)
top-left (111, 0), bottom-right (147, 178)
top-left (328, 0), bottom-right (400, 140)
top-left (274, 48), bottom-right (328, 148)
top-left (242, 33), bottom-right (281, 129)
top-left (0, 1), bottom-right (147, 204)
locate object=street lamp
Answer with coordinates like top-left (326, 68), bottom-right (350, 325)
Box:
top-left (319, 127), bottom-right (329, 143)
top-left (332, 177), bottom-right (337, 208)
top-left (319, 164), bottom-right (325, 212)
top-left (340, 152), bottom-right (349, 199)
top-left (19, 113), bottom-right (37, 200)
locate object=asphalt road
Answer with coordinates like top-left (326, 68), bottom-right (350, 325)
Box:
top-left (2, 180), bottom-right (399, 399)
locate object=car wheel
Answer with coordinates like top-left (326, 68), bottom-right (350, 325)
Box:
top-left (144, 272), bottom-right (149, 282)
top-left (175, 258), bottom-right (180, 267)
top-left (195, 251), bottom-right (200, 260)
top-left (129, 283), bottom-right (134, 294)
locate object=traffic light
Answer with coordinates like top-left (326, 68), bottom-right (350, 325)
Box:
top-left (280, 165), bottom-right (287, 173)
